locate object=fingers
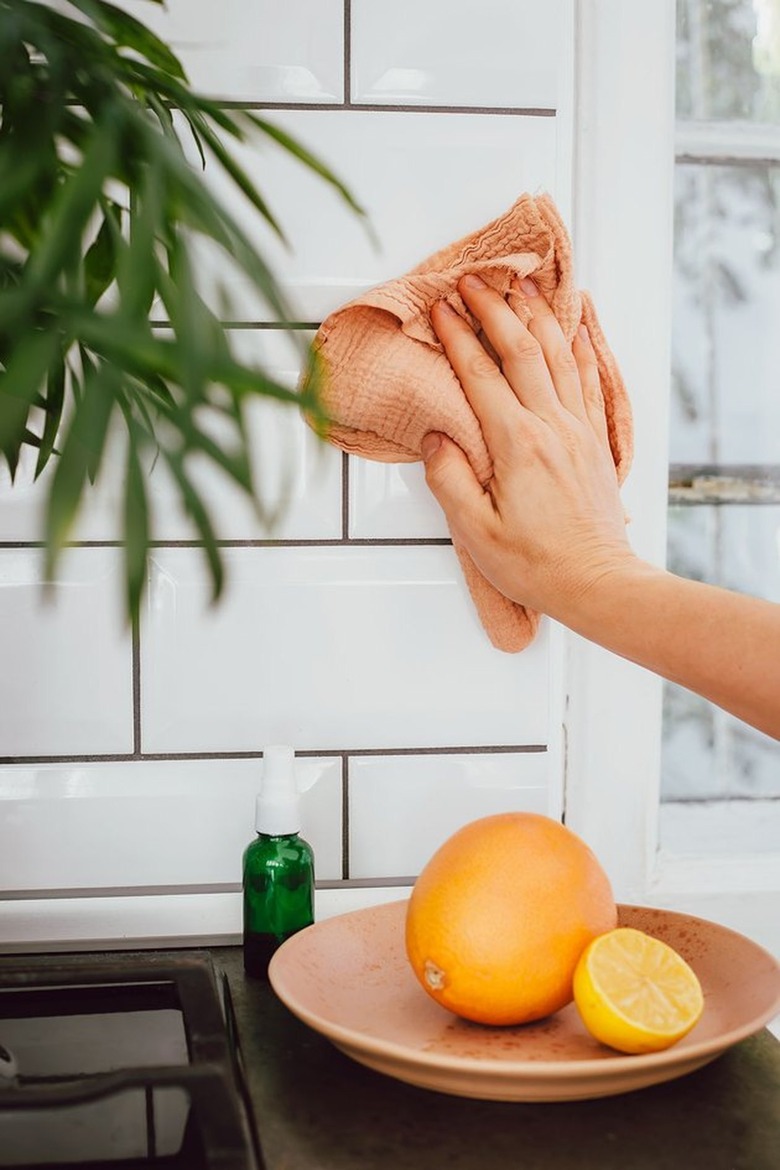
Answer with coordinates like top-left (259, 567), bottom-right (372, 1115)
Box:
top-left (572, 324), bottom-right (611, 450)
top-left (456, 275), bottom-right (562, 417)
top-left (420, 432), bottom-right (495, 538)
top-left (430, 298), bottom-right (521, 455)
top-left (513, 278), bottom-right (588, 422)
top-left (431, 274), bottom-right (613, 457)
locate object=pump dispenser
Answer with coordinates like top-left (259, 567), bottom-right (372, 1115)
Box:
top-left (254, 744), bottom-right (301, 835)
top-left (242, 746), bottom-right (315, 978)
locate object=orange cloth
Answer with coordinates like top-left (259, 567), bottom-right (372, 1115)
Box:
top-left (307, 193), bottom-right (633, 652)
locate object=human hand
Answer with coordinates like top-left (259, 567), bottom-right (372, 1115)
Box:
top-left (421, 274), bottom-right (635, 623)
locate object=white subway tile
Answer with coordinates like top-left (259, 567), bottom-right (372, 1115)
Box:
top-left (348, 752), bottom-right (552, 879)
top-left (141, 546), bottom-right (549, 753)
top-left (0, 441), bottom-right (121, 543)
top-left (349, 459), bottom-right (448, 539)
top-left (117, 0), bottom-right (344, 102)
top-left (151, 396), bottom-right (342, 541)
top-left (0, 331), bottom-right (341, 543)
top-left (149, 329), bottom-right (342, 541)
top-left (351, 0), bottom-right (566, 109)
top-left (0, 549), bottom-right (132, 756)
top-left (190, 109), bottom-right (558, 320)
top-left (0, 757), bottom-right (342, 891)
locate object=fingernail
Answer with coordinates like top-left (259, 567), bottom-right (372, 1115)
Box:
top-left (421, 432), bottom-right (443, 461)
top-left (461, 273), bottom-right (486, 290)
top-left (577, 323), bottom-right (591, 343)
top-left (434, 299), bottom-right (457, 316)
top-left (519, 276), bottom-right (538, 296)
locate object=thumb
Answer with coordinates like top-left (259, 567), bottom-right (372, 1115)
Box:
top-left (420, 433), bottom-right (490, 527)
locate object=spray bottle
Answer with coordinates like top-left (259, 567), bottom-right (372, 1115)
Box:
top-left (242, 745), bottom-right (315, 978)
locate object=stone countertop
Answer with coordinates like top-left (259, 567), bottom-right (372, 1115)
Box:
top-left (213, 947), bottom-right (780, 1170)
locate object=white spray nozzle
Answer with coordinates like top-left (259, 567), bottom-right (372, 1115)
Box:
top-left (255, 744), bottom-right (301, 836)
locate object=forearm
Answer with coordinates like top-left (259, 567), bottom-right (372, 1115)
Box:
top-left (565, 560), bottom-right (780, 740)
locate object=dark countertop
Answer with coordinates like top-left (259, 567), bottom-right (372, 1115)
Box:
top-left (214, 947), bottom-right (780, 1170)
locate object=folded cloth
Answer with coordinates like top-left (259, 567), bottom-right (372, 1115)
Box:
top-left (306, 192), bottom-right (633, 652)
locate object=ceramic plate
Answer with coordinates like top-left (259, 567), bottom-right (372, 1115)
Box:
top-left (268, 899), bottom-right (780, 1101)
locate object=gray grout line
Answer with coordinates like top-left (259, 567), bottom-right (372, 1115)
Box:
top-left (0, 539), bottom-right (453, 549)
top-left (306, 745), bottom-right (547, 757)
top-left (342, 753), bottom-right (350, 881)
top-left (216, 101), bottom-right (556, 117)
top-left (342, 452), bottom-right (350, 540)
top-left (151, 321), bottom-right (321, 330)
top-left (344, 0), bottom-right (351, 105)
top-left (1, 877), bottom-right (416, 901)
top-left (317, 876), bottom-right (415, 889)
top-left (131, 617), bottom-right (142, 756)
top-left (0, 745), bottom-right (547, 766)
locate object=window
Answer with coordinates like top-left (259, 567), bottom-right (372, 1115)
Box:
top-left (662, 0), bottom-right (780, 850)
top-left (564, 1), bottom-right (778, 960)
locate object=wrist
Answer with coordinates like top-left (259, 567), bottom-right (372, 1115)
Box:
top-left (552, 552), bottom-right (658, 637)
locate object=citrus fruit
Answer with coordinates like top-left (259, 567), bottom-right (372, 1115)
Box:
top-left (573, 927), bottom-right (704, 1054)
top-left (404, 812), bottom-right (617, 1026)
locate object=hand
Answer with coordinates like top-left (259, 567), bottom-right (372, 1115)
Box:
top-left (422, 273), bottom-right (635, 623)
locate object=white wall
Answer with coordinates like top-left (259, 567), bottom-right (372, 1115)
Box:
top-left (0, 0), bottom-right (575, 948)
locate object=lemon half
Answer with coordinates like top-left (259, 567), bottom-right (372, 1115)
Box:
top-left (573, 927), bottom-right (704, 1055)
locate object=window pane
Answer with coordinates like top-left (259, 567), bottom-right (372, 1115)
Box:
top-left (677, 0), bottom-right (780, 122)
top-left (671, 161), bottom-right (780, 464)
top-left (662, 504), bottom-right (780, 801)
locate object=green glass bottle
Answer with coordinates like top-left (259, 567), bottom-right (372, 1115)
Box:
top-left (242, 745), bottom-right (315, 978)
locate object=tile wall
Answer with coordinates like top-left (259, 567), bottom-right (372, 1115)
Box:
top-left (0, 0), bottom-right (574, 945)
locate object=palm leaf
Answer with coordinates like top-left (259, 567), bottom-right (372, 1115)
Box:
top-left (67, 0), bottom-right (184, 80)
top-left (43, 358), bottom-right (116, 567)
top-left (162, 447), bottom-right (224, 601)
top-left (0, 0), bottom-right (368, 619)
top-left (121, 414), bottom-right (151, 621)
top-left (35, 347), bottom-right (66, 476)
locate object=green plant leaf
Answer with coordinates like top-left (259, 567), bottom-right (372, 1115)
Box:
top-left (35, 347), bottom-right (66, 477)
top-left (122, 417), bottom-right (150, 620)
top-left (131, 116), bottom-right (298, 324)
top-left (84, 201), bottom-right (120, 307)
top-left (1, 0), bottom-right (365, 622)
top-left (247, 113), bottom-right (373, 231)
top-left (162, 447), bottom-right (224, 602)
top-left (116, 162), bottom-right (162, 320)
top-left (43, 358), bottom-right (116, 564)
top-left (0, 329), bottom-right (60, 471)
top-left (23, 113), bottom-right (117, 296)
top-left (184, 110), bottom-right (288, 245)
top-left (67, 0), bottom-right (186, 80)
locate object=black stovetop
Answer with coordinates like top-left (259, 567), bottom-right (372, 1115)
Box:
top-left (0, 951), bottom-right (262, 1170)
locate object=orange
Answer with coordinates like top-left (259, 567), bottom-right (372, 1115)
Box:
top-left (405, 813), bottom-right (617, 1026)
top-left (573, 927), bottom-right (704, 1054)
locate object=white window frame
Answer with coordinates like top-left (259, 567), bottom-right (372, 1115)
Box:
top-left (565, 0), bottom-right (780, 958)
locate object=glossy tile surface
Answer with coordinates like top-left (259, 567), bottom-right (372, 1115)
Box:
top-left (0, 438), bottom-right (122, 543)
top-left (349, 459), bottom-right (448, 539)
top-left (190, 110), bottom-right (558, 320)
top-left (0, 331), bottom-right (339, 543)
top-left (118, 0), bottom-right (344, 101)
top-left (141, 547), bottom-right (549, 753)
top-left (348, 751), bottom-right (551, 879)
top-left (351, 0), bottom-right (566, 109)
top-left (149, 329), bottom-right (342, 541)
top-left (0, 550), bottom-right (132, 756)
top-left (0, 757), bottom-right (343, 889)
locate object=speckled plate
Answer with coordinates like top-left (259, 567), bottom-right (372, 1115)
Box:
top-left (268, 899), bottom-right (780, 1102)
